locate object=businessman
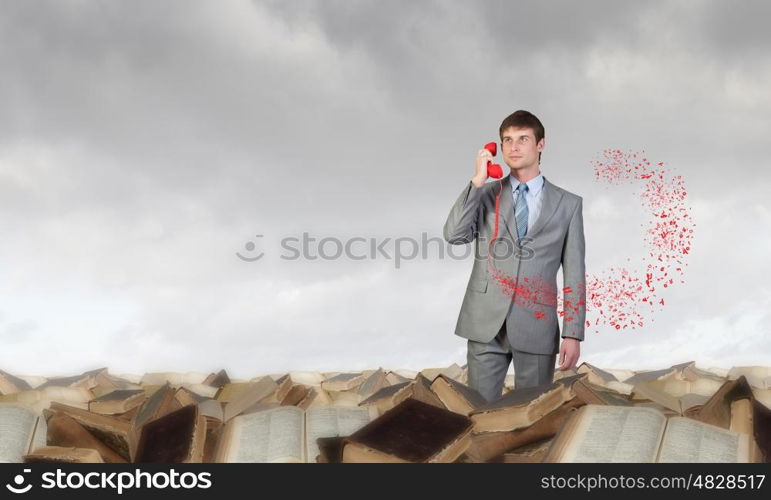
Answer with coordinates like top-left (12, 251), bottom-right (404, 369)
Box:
top-left (443, 110), bottom-right (586, 402)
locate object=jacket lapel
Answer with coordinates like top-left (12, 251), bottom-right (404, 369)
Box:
top-left (527, 177), bottom-right (563, 240)
top-left (498, 175), bottom-right (516, 242)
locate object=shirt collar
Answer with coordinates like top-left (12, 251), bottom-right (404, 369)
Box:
top-left (510, 172), bottom-right (545, 196)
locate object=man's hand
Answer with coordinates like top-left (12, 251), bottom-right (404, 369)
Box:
top-left (471, 148), bottom-right (491, 188)
top-left (558, 337), bottom-right (580, 371)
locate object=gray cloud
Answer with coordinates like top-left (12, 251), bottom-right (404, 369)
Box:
top-left (0, 319), bottom-right (38, 344)
top-left (1, 0), bottom-right (769, 377)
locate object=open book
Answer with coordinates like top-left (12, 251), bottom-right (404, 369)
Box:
top-left (0, 404), bottom-right (47, 463)
top-left (469, 375), bottom-right (580, 432)
top-left (342, 398), bottom-right (473, 463)
top-left (631, 368), bottom-right (725, 414)
top-left (215, 405), bottom-right (376, 463)
top-left (544, 404), bottom-right (761, 463)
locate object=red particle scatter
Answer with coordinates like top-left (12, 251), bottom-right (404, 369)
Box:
top-left (585, 149), bottom-right (695, 333)
top-left (483, 149), bottom-right (694, 335)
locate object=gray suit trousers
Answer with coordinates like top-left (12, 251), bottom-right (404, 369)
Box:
top-left (467, 319), bottom-right (557, 402)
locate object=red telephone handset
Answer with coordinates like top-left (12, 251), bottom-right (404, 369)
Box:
top-left (484, 142), bottom-right (503, 179)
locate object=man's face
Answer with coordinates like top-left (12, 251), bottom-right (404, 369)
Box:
top-left (500, 126), bottom-right (544, 172)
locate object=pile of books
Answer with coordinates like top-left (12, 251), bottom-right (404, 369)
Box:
top-left (1, 362), bottom-right (769, 463)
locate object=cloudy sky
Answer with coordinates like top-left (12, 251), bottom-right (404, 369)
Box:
top-left (1, 0), bottom-right (769, 379)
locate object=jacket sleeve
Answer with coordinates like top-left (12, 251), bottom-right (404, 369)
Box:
top-left (443, 182), bottom-right (485, 245)
top-left (560, 198), bottom-right (587, 341)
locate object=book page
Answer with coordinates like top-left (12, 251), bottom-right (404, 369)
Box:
top-left (633, 382), bottom-right (682, 413)
top-left (647, 376), bottom-right (721, 398)
top-left (29, 414), bottom-right (47, 453)
top-left (288, 371), bottom-right (325, 386)
top-left (357, 370), bottom-right (386, 398)
top-left (305, 407), bottom-right (373, 463)
top-left (753, 388), bottom-right (771, 409)
top-left (197, 399), bottom-right (223, 421)
top-left (0, 404), bottom-right (38, 463)
top-left (658, 378), bottom-right (690, 397)
top-left (561, 406), bottom-right (666, 462)
top-left (728, 367), bottom-right (770, 389)
top-left (689, 377), bottom-right (724, 396)
top-left (41, 386), bottom-right (92, 404)
top-left (683, 364), bottom-right (727, 382)
top-left (679, 393), bottom-right (709, 412)
top-left (226, 406), bottom-right (304, 463)
top-left (326, 391), bottom-right (362, 407)
top-left (604, 380), bottom-right (633, 396)
top-left (658, 417), bottom-right (749, 463)
top-left (223, 377), bottom-right (278, 421)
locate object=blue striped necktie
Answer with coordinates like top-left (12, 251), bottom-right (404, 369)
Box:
top-left (515, 182), bottom-right (529, 241)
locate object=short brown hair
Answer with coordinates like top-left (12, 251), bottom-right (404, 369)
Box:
top-left (499, 110), bottom-right (545, 162)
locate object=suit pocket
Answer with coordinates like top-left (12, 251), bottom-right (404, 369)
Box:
top-left (533, 295), bottom-right (557, 308)
top-left (467, 278), bottom-right (488, 293)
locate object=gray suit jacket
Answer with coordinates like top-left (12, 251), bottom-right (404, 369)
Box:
top-left (443, 175), bottom-right (586, 355)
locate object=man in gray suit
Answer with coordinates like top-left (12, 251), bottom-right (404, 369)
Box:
top-left (443, 110), bottom-right (586, 402)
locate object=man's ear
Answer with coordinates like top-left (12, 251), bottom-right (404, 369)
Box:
top-left (538, 138), bottom-right (546, 151)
